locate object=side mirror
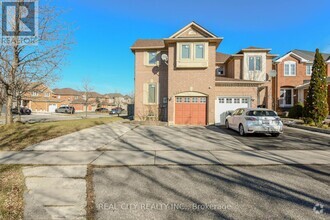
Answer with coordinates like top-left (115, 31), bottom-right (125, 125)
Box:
top-left (227, 112), bottom-right (232, 116)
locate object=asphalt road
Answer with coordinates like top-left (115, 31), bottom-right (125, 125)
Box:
top-left (94, 165), bottom-right (329, 220)
top-left (215, 126), bottom-right (330, 151)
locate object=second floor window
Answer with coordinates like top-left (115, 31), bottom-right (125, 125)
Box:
top-left (284, 61), bottom-right (296, 76)
top-left (195, 44), bottom-right (204, 59)
top-left (306, 64), bottom-right (312, 76)
top-left (248, 56), bottom-right (262, 71)
top-left (181, 44), bottom-right (190, 59)
top-left (32, 91), bottom-right (38, 96)
top-left (44, 92), bottom-right (50, 97)
top-left (148, 51), bottom-right (157, 65)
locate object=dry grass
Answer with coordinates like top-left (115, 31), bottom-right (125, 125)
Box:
top-left (0, 165), bottom-right (24, 220)
top-left (0, 117), bottom-right (123, 151)
top-left (86, 165), bottom-right (96, 220)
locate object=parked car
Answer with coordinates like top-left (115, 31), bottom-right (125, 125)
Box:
top-left (109, 107), bottom-right (123, 115)
top-left (55, 106), bottom-right (75, 114)
top-left (95, 108), bottom-right (109, 113)
top-left (225, 108), bottom-right (283, 137)
top-left (11, 107), bottom-right (32, 115)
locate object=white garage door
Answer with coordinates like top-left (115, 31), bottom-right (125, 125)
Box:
top-left (215, 97), bottom-right (251, 125)
top-left (48, 104), bottom-right (57, 113)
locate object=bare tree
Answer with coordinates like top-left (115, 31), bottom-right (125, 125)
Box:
top-left (81, 79), bottom-right (94, 118)
top-left (113, 96), bottom-right (123, 117)
top-left (0, 84), bottom-right (6, 116)
top-left (0, 0), bottom-right (73, 124)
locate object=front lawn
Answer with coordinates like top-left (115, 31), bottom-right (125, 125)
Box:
top-left (0, 117), bottom-right (122, 151)
top-left (0, 165), bottom-right (24, 220)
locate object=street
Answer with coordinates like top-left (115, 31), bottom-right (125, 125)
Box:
top-left (216, 126), bottom-right (330, 150)
top-left (94, 165), bottom-right (329, 219)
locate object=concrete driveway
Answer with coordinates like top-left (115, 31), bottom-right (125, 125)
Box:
top-left (25, 123), bottom-right (252, 151)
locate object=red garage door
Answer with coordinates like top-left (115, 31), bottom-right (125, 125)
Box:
top-left (175, 97), bottom-right (207, 125)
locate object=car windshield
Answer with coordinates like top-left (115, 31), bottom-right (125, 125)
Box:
top-left (246, 110), bottom-right (277, 117)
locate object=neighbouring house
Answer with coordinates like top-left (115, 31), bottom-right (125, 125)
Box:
top-left (131, 22), bottom-right (277, 125)
top-left (22, 84), bottom-right (61, 112)
top-left (106, 93), bottom-right (132, 111)
top-left (273, 49), bottom-right (330, 112)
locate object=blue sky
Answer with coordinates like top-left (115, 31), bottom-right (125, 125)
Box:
top-left (53, 0), bottom-right (330, 94)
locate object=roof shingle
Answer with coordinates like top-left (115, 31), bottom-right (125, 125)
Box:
top-left (216, 52), bottom-right (231, 63)
top-left (131, 39), bottom-right (165, 50)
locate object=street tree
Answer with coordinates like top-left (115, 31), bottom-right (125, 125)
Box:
top-left (81, 79), bottom-right (94, 118)
top-left (0, 0), bottom-right (73, 124)
top-left (304, 49), bottom-right (329, 126)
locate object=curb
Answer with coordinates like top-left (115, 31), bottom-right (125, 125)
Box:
top-left (286, 123), bottom-right (330, 135)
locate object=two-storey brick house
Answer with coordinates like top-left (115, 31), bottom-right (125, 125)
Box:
top-left (273, 49), bottom-right (330, 112)
top-left (131, 22), bottom-right (277, 125)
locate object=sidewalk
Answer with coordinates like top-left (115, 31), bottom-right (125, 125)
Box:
top-left (0, 150), bottom-right (329, 166)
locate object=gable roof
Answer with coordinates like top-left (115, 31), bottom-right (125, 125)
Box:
top-left (169, 21), bottom-right (218, 39)
top-left (53, 88), bottom-right (81, 96)
top-left (275, 49), bottom-right (330, 63)
top-left (131, 39), bottom-right (165, 50)
top-left (216, 52), bottom-right (231, 63)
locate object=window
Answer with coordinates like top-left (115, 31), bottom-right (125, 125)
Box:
top-left (200, 97), bottom-right (206, 103)
top-left (184, 97), bottom-right (190, 103)
top-left (226, 98), bottom-right (232, 104)
top-left (148, 84), bottom-right (156, 104)
top-left (44, 92), bottom-right (50, 97)
top-left (306, 64), bottom-right (312, 76)
top-left (216, 66), bottom-right (225, 76)
top-left (284, 61), bottom-right (296, 76)
top-left (176, 97), bottom-right (182, 103)
top-left (219, 98), bottom-right (225, 103)
top-left (181, 44), bottom-right (190, 59)
top-left (147, 51), bottom-right (157, 65)
top-left (32, 91), bottom-right (38, 96)
top-left (248, 56), bottom-right (262, 71)
top-left (57, 95), bottom-right (61, 99)
top-left (279, 88), bottom-right (293, 107)
top-left (236, 109), bottom-right (244, 115)
top-left (177, 42), bottom-right (208, 68)
top-left (246, 110), bottom-right (277, 117)
top-left (195, 44), bottom-right (204, 59)
top-left (241, 98), bottom-right (249, 104)
top-left (192, 97), bottom-right (198, 103)
top-left (234, 98), bottom-right (240, 103)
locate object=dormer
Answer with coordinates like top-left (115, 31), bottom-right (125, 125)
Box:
top-left (234, 46), bottom-right (277, 81)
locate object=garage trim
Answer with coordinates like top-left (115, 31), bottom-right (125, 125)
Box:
top-left (215, 96), bottom-right (251, 126)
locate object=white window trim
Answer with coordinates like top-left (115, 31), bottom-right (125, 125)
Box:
top-left (306, 64), bottom-right (312, 76)
top-left (143, 82), bottom-right (159, 105)
top-left (32, 91), bottom-right (38, 96)
top-left (279, 88), bottom-right (294, 108)
top-left (248, 56), bottom-right (262, 72)
top-left (144, 51), bottom-right (158, 66)
top-left (284, 61), bottom-right (297, 76)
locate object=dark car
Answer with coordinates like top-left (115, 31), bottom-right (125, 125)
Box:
top-left (55, 106), bottom-right (75, 114)
top-left (95, 108), bottom-right (109, 113)
top-left (110, 107), bottom-right (123, 115)
top-left (11, 107), bottom-right (32, 115)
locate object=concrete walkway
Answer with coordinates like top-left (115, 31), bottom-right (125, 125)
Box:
top-left (0, 150), bottom-right (329, 166)
top-left (23, 166), bottom-right (87, 219)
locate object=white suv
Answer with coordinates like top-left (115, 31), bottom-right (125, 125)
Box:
top-left (225, 108), bottom-right (283, 137)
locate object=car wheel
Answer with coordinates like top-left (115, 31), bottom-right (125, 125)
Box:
top-left (239, 124), bottom-right (245, 136)
top-left (225, 120), bottom-right (230, 129)
top-left (271, 133), bottom-right (280, 137)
